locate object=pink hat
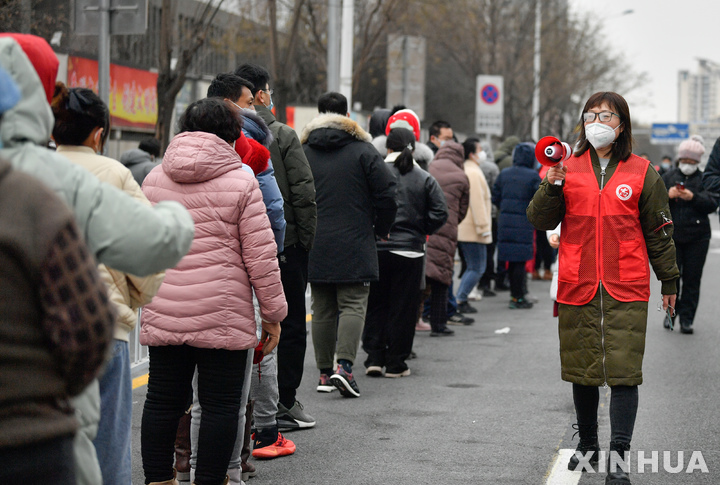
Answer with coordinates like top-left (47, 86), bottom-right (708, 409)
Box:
top-left (385, 109), bottom-right (421, 141)
top-left (677, 137), bottom-right (705, 162)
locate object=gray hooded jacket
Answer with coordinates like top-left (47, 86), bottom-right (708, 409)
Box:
top-left (0, 37), bottom-right (194, 276)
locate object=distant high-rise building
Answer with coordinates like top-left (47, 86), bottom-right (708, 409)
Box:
top-left (678, 59), bottom-right (720, 123)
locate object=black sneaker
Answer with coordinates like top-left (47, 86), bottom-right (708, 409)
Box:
top-left (447, 313), bottom-right (474, 325)
top-left (456, 301), bottom-right (478, 314)
top-left (430, 327), bottom-right (455, 337)
top-left (482, 288), bottom-right (497, 297)
top-left (509, 298), bottom-right (533, 309)
top-left (330, 365), bottom-right (360, 398)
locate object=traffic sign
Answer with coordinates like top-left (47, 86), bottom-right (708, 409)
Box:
top-left (476, 75), bottom-right (503, 136)
top-left (650, 123), bottom-right (689, 145)
top-left (75, 0), bottom-right (148, 36)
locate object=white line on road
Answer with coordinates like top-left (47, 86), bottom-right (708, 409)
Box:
top-left (545, 449), bottom-right (581, 485)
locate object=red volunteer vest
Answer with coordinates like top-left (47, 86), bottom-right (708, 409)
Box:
top-left (557, 152), bottom-right (651, 305)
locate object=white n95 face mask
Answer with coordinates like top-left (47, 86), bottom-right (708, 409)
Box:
top-left (585, 122), bottom-right (620, 150)
top-left (476, 151), bottom-right (487, 164)
top-left (679, 162), bottom-right (699, 175)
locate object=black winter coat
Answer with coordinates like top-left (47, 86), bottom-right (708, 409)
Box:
top-left (302, 114), bottom-right (397, 283)
top-left (662, 168), bottom-right (717, 243)
top-left (377, 154), bottom-right (448, 252)
top-left (492, 142), bottom-right (540, 262)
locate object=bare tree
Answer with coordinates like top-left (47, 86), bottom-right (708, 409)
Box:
top-left (156, 0), bottom-right (225, 152)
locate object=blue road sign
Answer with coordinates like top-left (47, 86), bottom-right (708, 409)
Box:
top-left (651, 123), bottom-right (689, 144)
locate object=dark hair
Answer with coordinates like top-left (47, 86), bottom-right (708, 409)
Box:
top-left (368, 109), bottom-right (391, 138)
top-left (318, 92), bottom-right (347, 115)
top-left (462, 137), bottom-right (480, 160)
top-left (389, 104), bottom-right (407, 115)
top-left (138, 137), bottom-right (161, 157)
top-left (234, 63), bottom-right (270, 96)
top-left (661, 155), bottom-right (672, 162)
top-left (178, 98), bottom-right (243, 143)
top-left (386, 128), bottom-right (415, 175)
top-left (51, 82), bottom-right (109, 147)
top-left (429, 120), bottom-right (451, 138)
top-left (575, 91), bottom-right (633, 161)
top-left (207, 73), bottom-right (254, 101)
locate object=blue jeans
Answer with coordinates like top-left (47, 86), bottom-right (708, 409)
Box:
top-left (93, 339), bottom-right (132, 485)
top-left (456, 242), bottom-right (487, 303)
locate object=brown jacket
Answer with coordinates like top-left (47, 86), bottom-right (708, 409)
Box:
top-left (0, 159), bottom-right (114, 447)
top-left (425, 142), bottom-right (470, 286)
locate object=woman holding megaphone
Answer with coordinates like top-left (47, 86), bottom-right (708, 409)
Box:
top-left (527, 92), bottom-right (679, 485)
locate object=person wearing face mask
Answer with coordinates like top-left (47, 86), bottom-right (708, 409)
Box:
top-left (455, 138), bottom-right (492, 314)
top-left (658, 155), bottom-right (673, 176)
top-left (661, 136), bottom-right (717, 334)
top-left (527, 92), bottom-right (679, 485)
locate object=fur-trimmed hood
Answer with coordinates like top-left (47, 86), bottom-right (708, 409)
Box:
top-left (300, 113), bottom-right (372, 148)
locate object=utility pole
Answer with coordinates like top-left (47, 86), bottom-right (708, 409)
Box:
top-left (339, 0), bottom-right (354, 109)
top-left (327, 0), bottom-right (341, 92)
top-left (532, 0), bottom-right (541, 142)
top-left (98, 0), bottom-right (111, 107)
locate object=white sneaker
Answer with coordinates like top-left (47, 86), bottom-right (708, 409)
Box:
top-left (468, 287), bottom-right (483, 301)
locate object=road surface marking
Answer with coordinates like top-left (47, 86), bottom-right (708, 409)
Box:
top-left (545, 449), bottom-right (581, 485)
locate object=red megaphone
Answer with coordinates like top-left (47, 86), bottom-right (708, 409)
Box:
top-left (535, 136), bottom-right (572, 167)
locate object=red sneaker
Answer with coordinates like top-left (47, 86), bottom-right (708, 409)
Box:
top-left (251, 432), bottom-right (296, 459)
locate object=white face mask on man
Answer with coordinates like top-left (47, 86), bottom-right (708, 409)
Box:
top-left (585, 122), bottom-right (621, 151)
top-left (679, 162), bottom-right (699, 175)
top-left (474, 151), bottom-right (487, 164)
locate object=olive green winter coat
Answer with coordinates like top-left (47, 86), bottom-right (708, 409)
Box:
top-left (527, 148), bottom-right (679, 386)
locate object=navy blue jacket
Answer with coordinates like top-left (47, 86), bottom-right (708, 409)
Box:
top-left (492, 143), bottom-right (541, 262)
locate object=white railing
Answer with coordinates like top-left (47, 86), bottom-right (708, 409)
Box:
top-left (129, 309), bottom-right (149, 374)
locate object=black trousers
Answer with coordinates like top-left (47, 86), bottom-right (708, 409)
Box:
top-left (479, 218), bottom-right (498, 289)
top-left (508, 261), bottom-right (526, 299)
top-left (363, 252), bottom-right (424, 372)
top-left (142, 345), bottom-right (247, 485)
top-left (573, 383), bottom-right (638, 444)
top-left (0, 435), bottom-right (75, 484)
top-left (276, 245), bottom-right (309, 408)
top-left (427, 277), bottom-right (450, 331)
top-left (675, 238), bottom-right (710, 327)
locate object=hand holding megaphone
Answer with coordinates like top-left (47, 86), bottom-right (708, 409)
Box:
top-left (535, 136), bottom-right (572, 186)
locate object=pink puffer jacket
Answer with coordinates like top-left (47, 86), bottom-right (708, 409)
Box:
top-left (140, 131), bottom-right (287, 350)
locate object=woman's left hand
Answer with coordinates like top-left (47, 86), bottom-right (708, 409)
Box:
top-left (260, 320), bottom-right (281, 355)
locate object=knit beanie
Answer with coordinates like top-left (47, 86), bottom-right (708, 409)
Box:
top-left (385, 109), bottom-right (421, 141)
top-left (0, 33), bottom-right (59, 104)
top-left (677, 136), bottom-right (705, 162)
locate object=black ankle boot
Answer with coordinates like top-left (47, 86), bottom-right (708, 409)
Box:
top-left (606, 441), bottom-right (632, 484)
top-left (568, 423), bottom-right (600, 471)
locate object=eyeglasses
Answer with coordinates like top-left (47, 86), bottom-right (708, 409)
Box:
top-left (263, 88), bottom-right (274, 96)
top-left (583, 111), bottom-right (619, 123)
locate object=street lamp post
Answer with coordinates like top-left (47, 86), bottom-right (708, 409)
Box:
top-left (532, 0), bottom-right (541, 142)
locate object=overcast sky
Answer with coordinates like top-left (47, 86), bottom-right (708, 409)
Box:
top-left (568, 0), bottom-right (720, 126)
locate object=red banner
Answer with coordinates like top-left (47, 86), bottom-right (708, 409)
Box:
top-left (67, 56), bottom-right (158, 130)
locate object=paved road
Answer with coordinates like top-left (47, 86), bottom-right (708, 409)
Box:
top-left (130, 236), bottom-right (720, 484)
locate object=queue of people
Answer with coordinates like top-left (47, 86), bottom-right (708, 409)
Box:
top-left (1, 31), bottom-right (717, 485)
